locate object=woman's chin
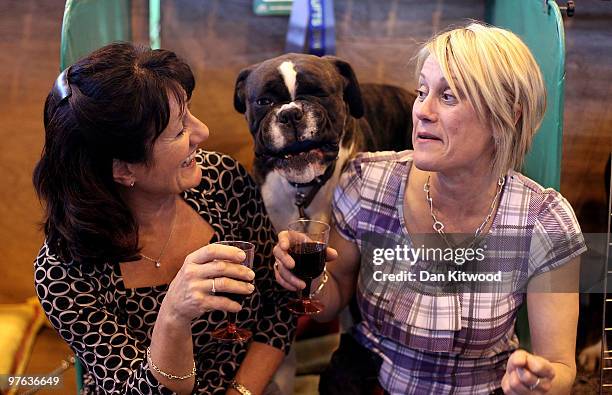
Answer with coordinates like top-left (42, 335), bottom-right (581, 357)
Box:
top-left (180, 167), bottom-right (202, 190)
top-left (412, 153), bottom-right (439, 172)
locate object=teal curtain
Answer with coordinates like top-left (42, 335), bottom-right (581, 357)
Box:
top-left (60, 0), bottom-right (132, 71)
top-left (485, 0), bottom-right (565, 191)
top-left (74, 357), bottom-right (84, 393)
top-left (149, 0), bottom-right (161, 49)
top-left (485, 0), bottom-right (567, 351)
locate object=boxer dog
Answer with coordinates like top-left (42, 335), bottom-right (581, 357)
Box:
top-left (234, 53), bottom-right (414, 231)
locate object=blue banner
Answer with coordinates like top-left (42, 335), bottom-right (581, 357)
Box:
top-left (307, 0), bottom-right (325, 55)
top-left (285, 0), bottom-right (335, 55)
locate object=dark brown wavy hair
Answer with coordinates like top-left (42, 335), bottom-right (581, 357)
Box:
top-left (33, 42), bottom-right (195, 264)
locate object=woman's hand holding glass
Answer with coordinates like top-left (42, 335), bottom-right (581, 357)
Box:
top-left (162, 243), bottom-right (255, 324)
top-left (273, 225), bottom-right (338, 313)
top-left (210, 241), bottom-right (255, 342)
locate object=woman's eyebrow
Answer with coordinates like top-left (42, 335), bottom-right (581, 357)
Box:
top-left (178, 101), bottom-right (190, 118)
top-left (419, 73), bottom-right (450, 85)
top-left (436, 76), bottom-right (450, 87)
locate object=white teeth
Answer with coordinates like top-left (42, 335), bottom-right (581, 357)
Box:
top-left (182, 152), bottom-right (196, 166)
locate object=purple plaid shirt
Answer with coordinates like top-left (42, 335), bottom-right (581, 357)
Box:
top-left (332, 150), bottom-right (586, 394)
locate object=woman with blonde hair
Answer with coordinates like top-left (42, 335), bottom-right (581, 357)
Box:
top-left (274, 22), bottom-right (585, 394)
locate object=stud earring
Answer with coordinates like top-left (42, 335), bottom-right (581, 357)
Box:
top-left (130, 181), bottom-right (135, 187)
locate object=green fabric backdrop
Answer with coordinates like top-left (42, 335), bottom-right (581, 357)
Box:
top-left (485, 0), bottom-right (566, 190)
top-left (60, 0), bottom-right (132, 71)
top-left (485, 0), bottom-right (567, 351)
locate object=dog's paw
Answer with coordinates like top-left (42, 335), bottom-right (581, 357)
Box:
top-left (578, 340), bottom-right (602, 372)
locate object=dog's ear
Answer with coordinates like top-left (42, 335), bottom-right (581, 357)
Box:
top-left (323, 56), bottom-right (364, 118)
top-left (234, 66), bottom-right (254, 114)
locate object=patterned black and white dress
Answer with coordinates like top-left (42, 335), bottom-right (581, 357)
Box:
top-left (34, 150), bottom-right (296, 394)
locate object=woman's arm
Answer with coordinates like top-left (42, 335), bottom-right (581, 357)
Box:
top-left (527, 257), bottom-right (580, 393)
top-left (35, 243), bottom-right (253, 395)
top-left (229, 342), bottom-right (285, 395)
top-left (501, 257), bottom-right (580, 394)
top-left (153, 245), bottom-right (257, 393)
top-left (147, 306), bottom-right (196, 394)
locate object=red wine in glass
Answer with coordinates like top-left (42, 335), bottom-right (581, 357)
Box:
top-left (290, 241), bottom-right (326, 293)
top-left (211, 241), bottom-right (255, 342)
top-left (286, 220), bottom-right (329, 315)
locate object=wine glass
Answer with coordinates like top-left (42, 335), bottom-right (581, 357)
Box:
top-left (211, 241), bottom-right (255, 342)
top-left (286, 220), bottom-right (329, 315)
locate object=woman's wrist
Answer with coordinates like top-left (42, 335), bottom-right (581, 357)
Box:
top-left (158, 303), bottom-right (191, 328)
top-left (147, 347), bottom-right (196, 380)
top-left (229, 379), bottom-right (253, 395)
top-left (549, 361), bottom-right (576, 393)
top-left (310, 267), bottom-right (329, 297)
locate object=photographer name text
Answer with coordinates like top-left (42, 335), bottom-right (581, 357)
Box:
top-left (372, 270), bottom-right (502, 282)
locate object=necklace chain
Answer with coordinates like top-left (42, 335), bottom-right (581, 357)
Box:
top-left (140, 202), bottom-right (178, 268)
top-left (423, 175), bottom-right (505, 249)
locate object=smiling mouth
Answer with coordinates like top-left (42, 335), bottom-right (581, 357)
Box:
top-left (181, 151), bottom-right (197, 167)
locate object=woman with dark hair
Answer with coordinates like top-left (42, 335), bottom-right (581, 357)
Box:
top-left (33, 42), bottom-right (295, 395)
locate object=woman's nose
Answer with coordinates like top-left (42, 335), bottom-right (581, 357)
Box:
top-left (414, 94), bottom-right (437, 122)
top-left (190, 115), bottom-right (210, 146)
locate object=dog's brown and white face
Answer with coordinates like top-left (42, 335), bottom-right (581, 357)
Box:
top-left (234, 53), bottom-right (364, 184)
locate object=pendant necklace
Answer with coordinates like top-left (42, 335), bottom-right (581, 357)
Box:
top-left (140, 202), bottom-right (178, 268)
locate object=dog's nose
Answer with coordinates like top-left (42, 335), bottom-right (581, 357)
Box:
top-left (278, 107), bottom-right (303, 125)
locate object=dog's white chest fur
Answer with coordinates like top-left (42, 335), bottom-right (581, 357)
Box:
top-left (261, 145), bottom-right (352, 232)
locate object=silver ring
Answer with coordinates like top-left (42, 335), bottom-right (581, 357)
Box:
top-left (211, 278), bottom-right (216, 294)
top-left (528, 377), bottom-right (540, 391)
top-left (274, 261), bottom-right (279, 271)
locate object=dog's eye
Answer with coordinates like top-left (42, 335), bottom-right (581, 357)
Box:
top-left (256, 98), bottom-right (273, 106)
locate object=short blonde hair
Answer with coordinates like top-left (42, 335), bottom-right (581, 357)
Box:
top-left (415, 22), bottom-right (546, 177)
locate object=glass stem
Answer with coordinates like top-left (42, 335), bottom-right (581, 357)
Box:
top-left (303, 278), bottom-right (313, 300)
top-left (227, 312), bottom-right (237, 333)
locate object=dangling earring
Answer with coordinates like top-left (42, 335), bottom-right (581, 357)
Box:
top-left (130, 181), bottom-right (135, 187)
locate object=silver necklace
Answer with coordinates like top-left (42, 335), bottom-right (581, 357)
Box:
top-left (140, 202), bottom-right (177, 268)
top-left (423, 174), bottom-right (505, 248)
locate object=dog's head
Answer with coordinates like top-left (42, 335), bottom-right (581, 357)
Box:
top-left (234, 53), bottom-right (364, 184)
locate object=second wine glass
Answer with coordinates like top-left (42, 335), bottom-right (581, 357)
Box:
top-left (211, 240), bottom-right (255, 342)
